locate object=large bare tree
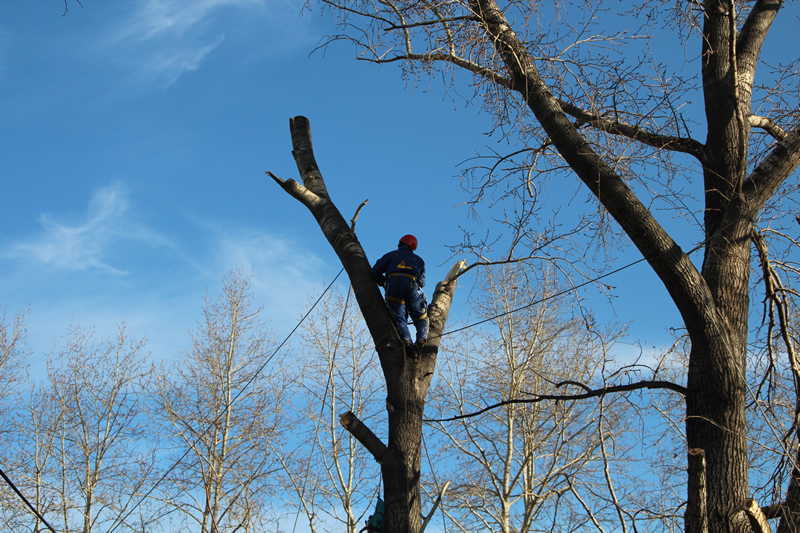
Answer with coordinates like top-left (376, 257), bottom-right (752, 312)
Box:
top-left (309, 1), bottom-right (800, 532)
top-left (2, 324), bottom-right (156, 533)
top-left (151, 268), bottom-right (285, 533)
top-left (428, 264), bottom-right (630, 532)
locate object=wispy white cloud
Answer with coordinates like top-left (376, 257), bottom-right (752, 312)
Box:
top-left (139, 35), bottom-right (226, 87)
top-left (3, 181), bottom-right (171, 273)
top-left (106, 0), bottom-right (268, 87)
top-left (193, 223), bottom-right (332, 327)
top-left (212, 227), bottom-right (326, 290)
top-left (124, 0), bottom-right (264, 41)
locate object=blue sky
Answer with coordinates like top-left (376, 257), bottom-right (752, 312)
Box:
top-left (0, 0), bottom-right (686, 366)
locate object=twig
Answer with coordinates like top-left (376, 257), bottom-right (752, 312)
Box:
top-left (351, 199), bottom-right (369, 232)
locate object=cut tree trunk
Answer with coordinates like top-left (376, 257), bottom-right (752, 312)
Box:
top-left (270, 116), bottom-right (461, 533)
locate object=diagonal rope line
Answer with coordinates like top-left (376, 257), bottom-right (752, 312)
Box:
top-left (291, 284), bottom-right (352, 533)
top-left (433, 256), bottom-right (648, 340)
top-left (0, 466), bottom-right (58, 533)
top-left (108, 268), bottom-right (346, 533)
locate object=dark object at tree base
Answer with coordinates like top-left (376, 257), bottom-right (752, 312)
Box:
top-left (360, 497), bottom-right (385, 533)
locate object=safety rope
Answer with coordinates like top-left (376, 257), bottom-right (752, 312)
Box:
top-left (432, 256), bottom-right (648, 341)
top-left (0, 466), bottom-right (58, 533)
top-left (291, 283), bottom-right (352, 533)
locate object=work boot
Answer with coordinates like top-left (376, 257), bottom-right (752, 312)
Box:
top-left (415, 338), bottom-right (426, 357)
top-left (405, 342), bottom-right (418, 360)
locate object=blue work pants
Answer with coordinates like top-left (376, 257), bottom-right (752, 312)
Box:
top-left (385, 275), bottom-right (428, 344)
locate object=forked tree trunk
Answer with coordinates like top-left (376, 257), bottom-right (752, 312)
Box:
top-left (270, 116), bottom-right (460, 533)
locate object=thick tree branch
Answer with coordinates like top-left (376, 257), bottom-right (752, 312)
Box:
top-left (558, 99), bottom-right (705, 161)
top-left (339, 411), bottom-right (390, 463)
top-left (426, 379), bottom-right (686, 423)
top-left (750, 115), bottom-right (787, 140)
top-left (265, 171), bottom-right (322, 209)
top-left (417, 267), bottom-right (462, 369)
top-left (760, 503), bottom-right (784, 519)
top-left (737, 0), bottom-right (783, 87)
top-left (740, 498), bottom-right (772, 533)
top-left (745, 127), bottom-right (800, 210)
top-left (289, 116), bottom-right (331, 200)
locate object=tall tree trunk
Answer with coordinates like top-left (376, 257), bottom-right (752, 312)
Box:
top-left (270, 116), bottom-right (461, 533)
top-left (684, 1), bottom-right (757, 529)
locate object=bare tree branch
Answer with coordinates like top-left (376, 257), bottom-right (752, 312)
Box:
top-left (427, 379), bottom-right (686, 423)
top-left (740, 498), bottom-right (772, 533)
top-left (557, 99), bottom-right (706, 161)
top-left (750, 115), bottom-right (788, 141)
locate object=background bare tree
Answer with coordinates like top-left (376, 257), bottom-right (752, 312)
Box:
top-left (313, 1), bottom-right (800, 531)
top-left (0, 324), bottom-right (157, 533)
top-left (50, 324), bottom-right (156, 533)
top-left (0, 307), bottom-right (26, 400)
top-left (428, 264), bottom-right (635, 532)
top-left (0, 308), bottom-right (34, 531)
top-left (273, 286), bottom-right (383, 533)
top-left (151, 268), bottom-right (287, 533)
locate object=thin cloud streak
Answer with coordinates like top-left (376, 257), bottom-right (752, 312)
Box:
top-left (106, 0), bottom-right (266, 87)
top-left (141, 35), bottom-right (226, 88)
top-left (212, 228), bottom-right (327, 291)
top-left (123, 0), bottom-right (265, 41)
top-left (3, 181), bottom-right (171, 274)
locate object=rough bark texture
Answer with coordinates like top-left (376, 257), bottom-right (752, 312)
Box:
top-left (271, 116), bottom-right (460, 533)
top-left (777, 448), bottom-right (800, 533)
top-left (686, 449), bottom-right (708, 533)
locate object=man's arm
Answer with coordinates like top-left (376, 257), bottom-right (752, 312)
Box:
top-left (371, 252), bottom-right (389, 285)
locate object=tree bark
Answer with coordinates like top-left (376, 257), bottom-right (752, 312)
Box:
top-left (271, 116), bottom-right (461, 533)
top-left (777, 446), bottom-right (800, 533)
top-left (686, 449), bottom-right (708, 533)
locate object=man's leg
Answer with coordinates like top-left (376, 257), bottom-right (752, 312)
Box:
top-left (386, 297), bottom-right (413, 345)
top-left (407, 289), bottom-right (429, 355)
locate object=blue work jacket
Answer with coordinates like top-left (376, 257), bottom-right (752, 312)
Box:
top-left (371, 245), bottom-right (426, 289)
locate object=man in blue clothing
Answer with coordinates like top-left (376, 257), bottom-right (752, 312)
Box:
top-left (371, 234), bottom-right (429, 358)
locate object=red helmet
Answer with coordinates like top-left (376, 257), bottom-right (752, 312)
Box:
top-left (399, 234), bottom-right (418, 250)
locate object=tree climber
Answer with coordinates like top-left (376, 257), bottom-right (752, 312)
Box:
top-left (371, 234), bottom-right (429, 358)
